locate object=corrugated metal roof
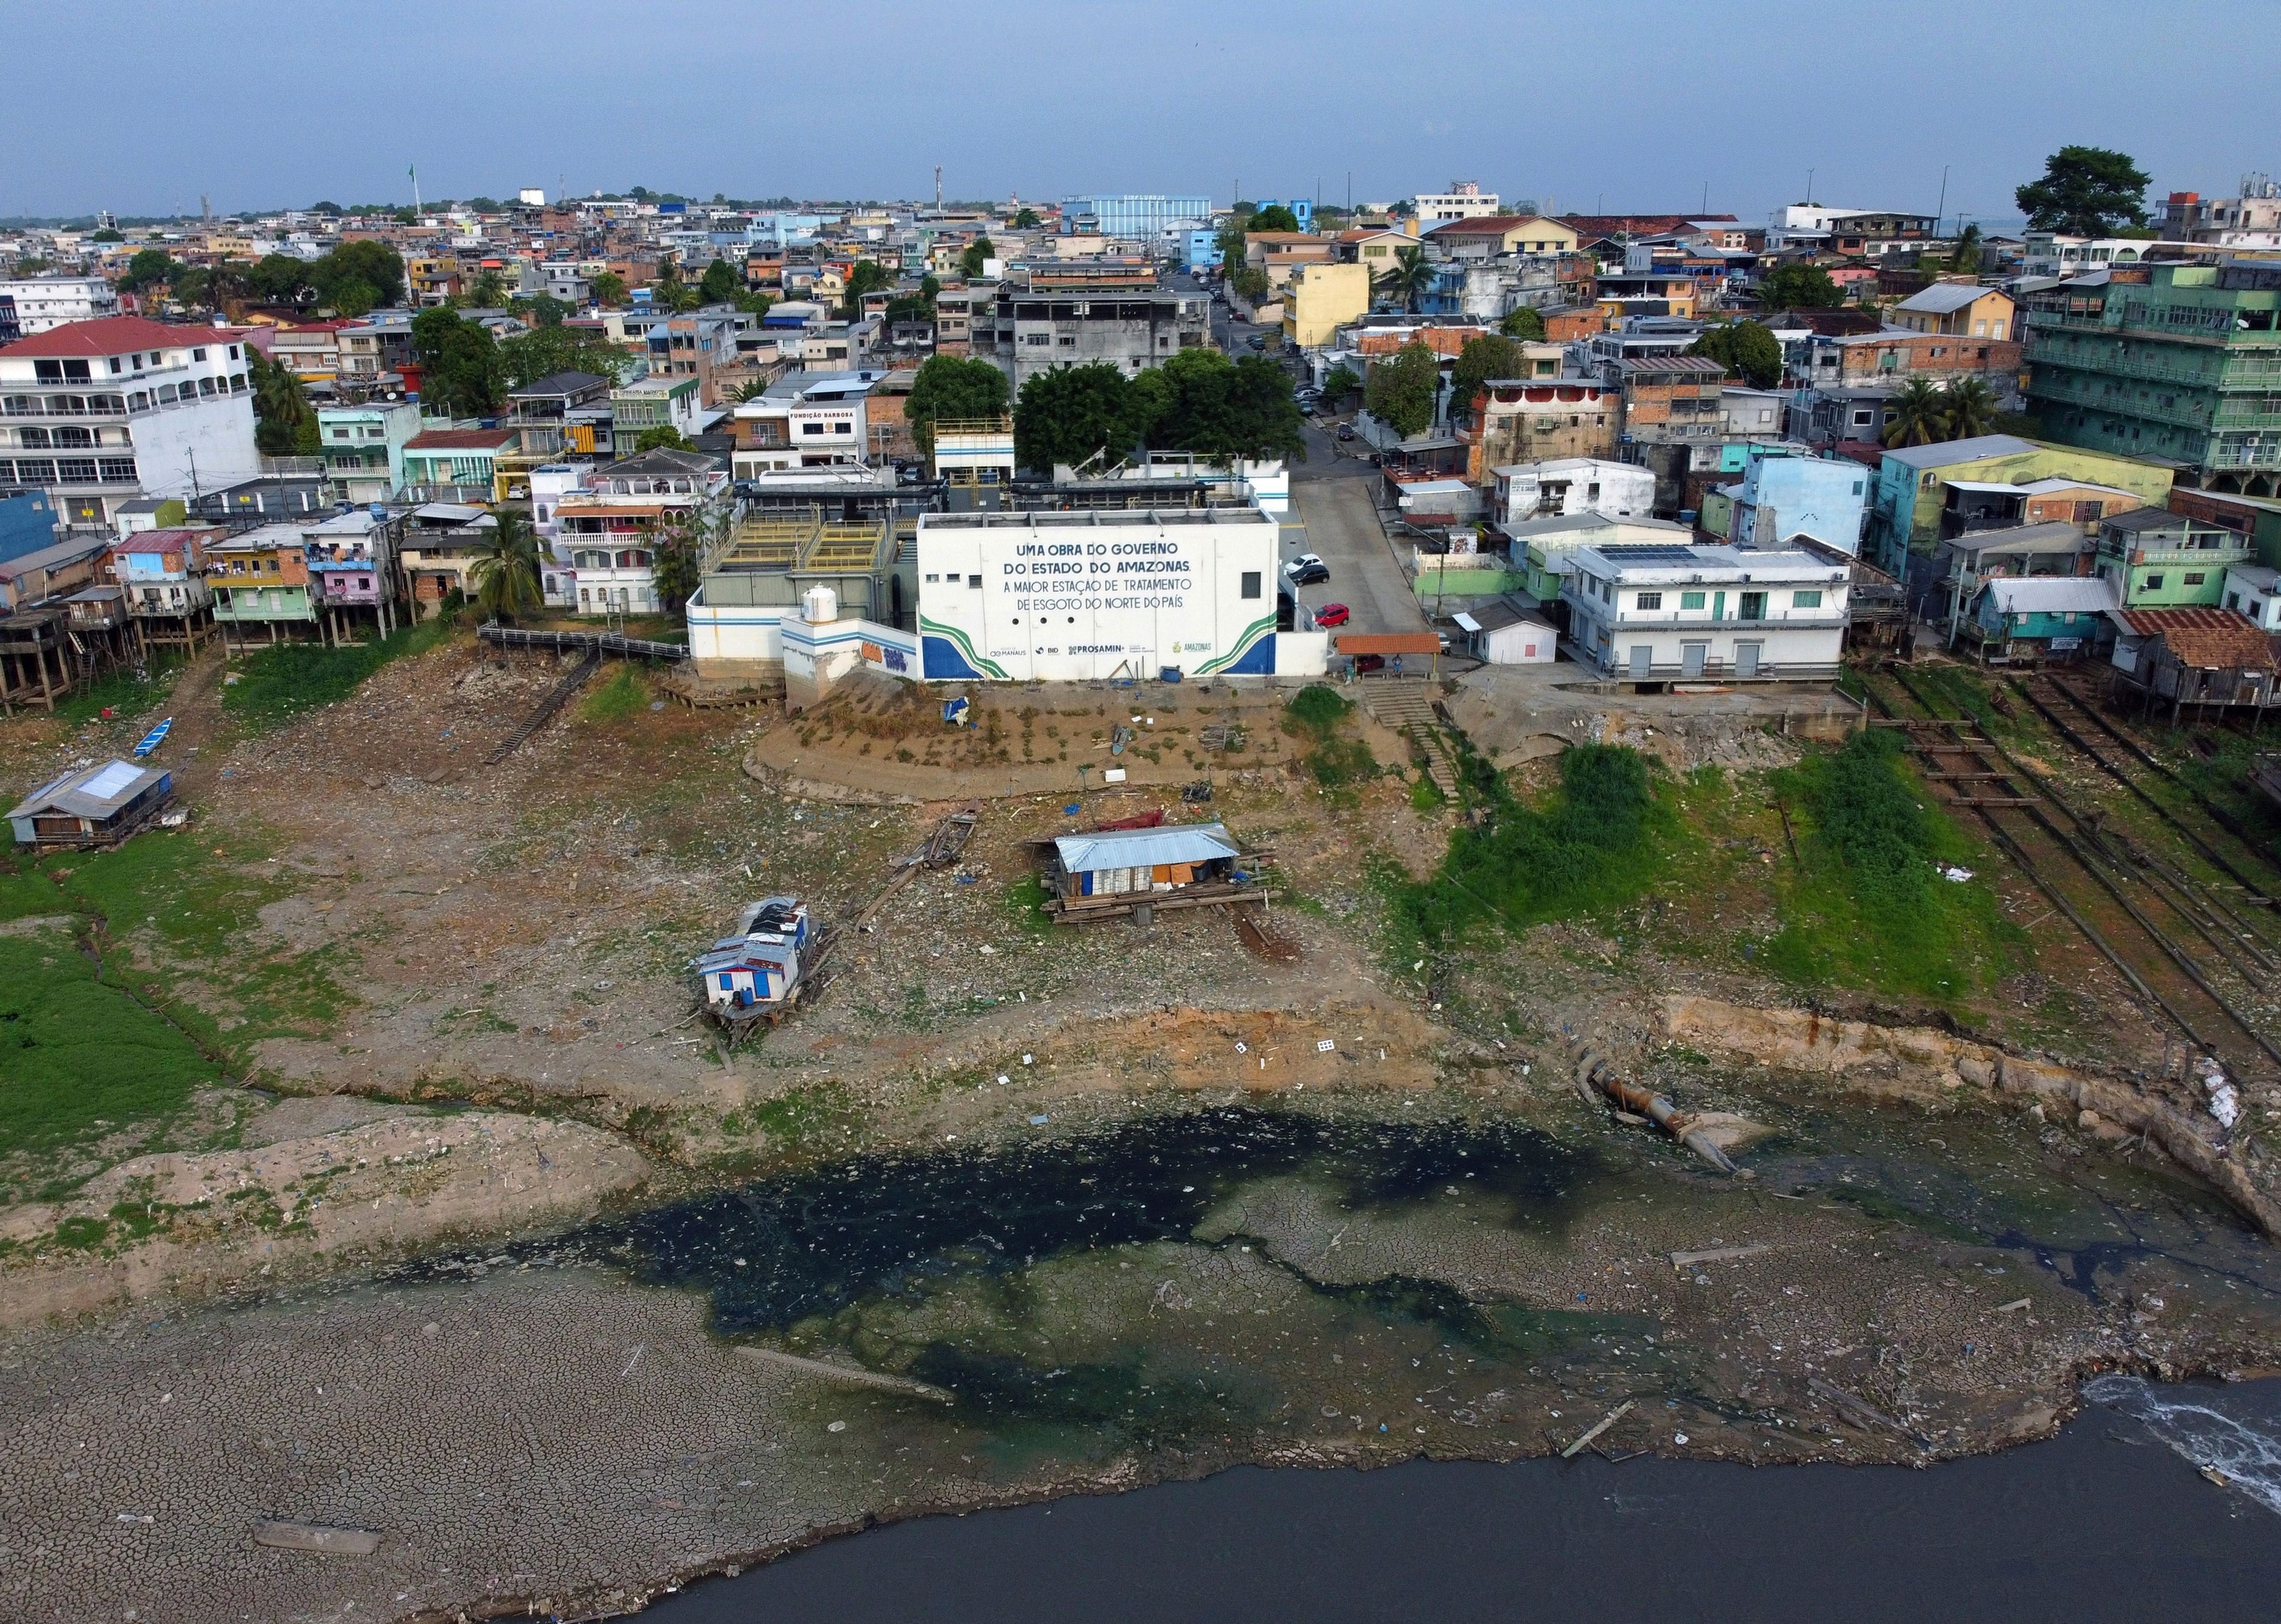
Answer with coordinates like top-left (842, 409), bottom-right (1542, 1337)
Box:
top-left (2114, 608), bottom-right (2278, 671)
top-left (8, 758), bottom-right (168, 822)
top-left (1983, 576), bottom-right (2118, 615)
top-left (1053, 822), bottom-right (1239, 873)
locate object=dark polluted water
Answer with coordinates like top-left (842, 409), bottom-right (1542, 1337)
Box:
top-left (640, 1376), bottom-right (2281, 1624)
top-left (464, 1099), bottom-right (2281, 1616)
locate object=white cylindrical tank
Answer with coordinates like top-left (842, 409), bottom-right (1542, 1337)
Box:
top-left (802, 583), bottom-right (839, 624)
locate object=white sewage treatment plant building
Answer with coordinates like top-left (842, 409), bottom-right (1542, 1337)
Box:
top-left (914, 508), bottom-right (1282, 682)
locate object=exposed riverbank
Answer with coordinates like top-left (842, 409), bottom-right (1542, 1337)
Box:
top-left (6, 1091), bottom-right (2279, 1624)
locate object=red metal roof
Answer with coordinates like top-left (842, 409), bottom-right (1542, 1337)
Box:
top-left (0, 316), bottom-right (223, 359)
top-left (406, 428), bottom-right (517, 451)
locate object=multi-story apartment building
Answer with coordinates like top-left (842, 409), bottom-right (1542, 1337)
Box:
top-left (609, 375), bottom-right (702, 456)
top-left (0, 316), bottom-right (260, 530)
top-left (973, 273), bottom-right (1210, 390)
top-left (647, 312), bottom-right (738, 406)
top-left (317, 399), bottom-right (420, 503)
top-left (2024, 260), bottom-right (2281, 495)
top-left (1866, 433), bottom-right (2175, 577)
top-left (730, 371), bottom-right (882, 476)
top-left (1461, 380), bottom-right (1619, 482)
top-left (206, 523), bottom-right (317, 649)
top-left (1413, 184), bottom-right (1500, 226)
top-left (2092, 508), bottom-right (2253, 608)
top-left (0, 276), bottom-right (121, 342)
top-left (1561, 541), bottom-right (1851, 683)
top-left (551, 448), bottom-right (727, 616)
top-left (301, 508), bottom-right (399, 637)
top-left (334, 311), bottom-right (419, 387)
top-left (2157, 181), bottom-right (2281, 251)
top-left (1058, 195), bottom-right (1211, 243)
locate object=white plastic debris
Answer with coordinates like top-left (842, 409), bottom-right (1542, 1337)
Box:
top-left (2196, 1056), bottom-right (2242, 1129)
top-left (1021, 1053), bottom-right (1034, 1065)
top-left (997, 1073), bottom-right (1011, 1086)
top-left (1942, 866), bottom-right (1974, 883)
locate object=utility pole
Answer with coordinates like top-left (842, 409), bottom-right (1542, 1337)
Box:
top-left (934, 166), bottom-right (943, 210)
top-left (1347, 171), bottom-right (1353, 211)
top-left (1934, 165), bottom-right (1950, 236)
top-left (1806, 168), bottom-right (1814, 205)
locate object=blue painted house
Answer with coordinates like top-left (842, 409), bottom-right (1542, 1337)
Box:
top-left (1968, 574), bottom-right (2118, 663)
top-left (0, 492), bottom-right (58, 564)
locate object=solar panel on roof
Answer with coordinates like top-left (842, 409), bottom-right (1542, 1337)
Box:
top-left (1596, 545), bottom-right (1702, 566)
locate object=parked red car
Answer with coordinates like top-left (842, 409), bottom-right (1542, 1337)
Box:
top-left (1315, 602), bottom-right (1351, 628)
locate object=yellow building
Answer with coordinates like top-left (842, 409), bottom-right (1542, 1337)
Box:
top-left (1282, 263), bottom-right (1372, 350)
top-left (1891, 282), bottom-right (2015, 342)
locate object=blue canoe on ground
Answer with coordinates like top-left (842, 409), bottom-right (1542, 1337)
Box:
top-left (132, 718), bottom-right (172, 758)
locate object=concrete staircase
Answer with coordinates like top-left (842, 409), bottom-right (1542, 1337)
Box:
top-left (1363, 680), bottom-right (1462, 798)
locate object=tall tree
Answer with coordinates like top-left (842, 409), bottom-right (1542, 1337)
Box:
top-left (1948, 222), bottom-right (1984, 274)
top-left (1014, 362), bottom-right (1137, 473)
top-left (248, 349), bottom-right (318, 455)
top-left (590, 270), bottom-right (627, 307)
top-left (1374, 244), bottom-right (1435, 313)
top-left (498, 323), bottom-right (631, 388)
top-left (699, 258), bottom-right (740, 304)
top-left (1499, 306), bottom-right (1546, 340)
top-left (1320, 363), bottom-right (1362, 403)
top-left (959, 235), bottom-right (996, 279)
top-left (118, 248), bottom-right (178, 292)
top-left (411, 308), bottom-right (504, 417)
top-left (1127, 348), bottom-right (1305, 463)
top-left (1687, 322), bottom-right (1780, 389)
top-left (1249, 204), bottom-right (1302, 233)
top-left (634, 425), bottom-right (693, 453)
top-left (467, 507), bottom-right (544, 624)
top-left (2016, 146), bottom-right (2151, 237)
top-left (905, 354), bottom-right (1010, 454)
top-left (1365, 343), bottom-right (1439, 438)
top-left (1757, 262), bottom-right (1844, 310)
top-left (647, 505), bottom-right (716, 620)
top-left (1882, 377), bottom-right (1950, 447)
top-left (1449, 336), bottom-right (1528, 418)
top-left (311, 239), bottom-right (406, 307)
top-left (1941, 376), bottom-right (1997, 441)
top-left (464, 268), bottom-right (511, 308)
top-left (1012, 207), bottom-right (1042, 229)
top-left (841, 258), bottom-right (890, 315)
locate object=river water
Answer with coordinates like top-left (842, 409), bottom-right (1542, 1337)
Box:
top-left (512, 1098), bottom-right (2281, 1618)
top-left (642, 1375), bottom-right (2281, 1624)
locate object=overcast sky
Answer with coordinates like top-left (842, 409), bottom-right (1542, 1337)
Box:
top-left (7, 0), bottom-right (2273, 228)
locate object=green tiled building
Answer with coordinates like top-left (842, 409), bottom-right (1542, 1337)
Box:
top-left (2024, 260), bottom-right (2281, 496)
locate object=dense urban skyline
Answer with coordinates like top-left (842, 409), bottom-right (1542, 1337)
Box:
top-left (6, 0), bottom-right (2276, 228)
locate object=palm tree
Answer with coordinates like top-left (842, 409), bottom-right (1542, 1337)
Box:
top-left (1941, 377), bottom-right (1996, 441)
top-left (1374, 244), bottom-right (1435, 314)
top-left (1882, 377), bottom-right (1950, 447)
top-left (468, 507), bottom-right (545, 625)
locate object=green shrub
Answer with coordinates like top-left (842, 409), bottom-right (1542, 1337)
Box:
top-left (1761, 729), bottom-right (2020, 999)
top-left (222, 613), bottom-right (457, 729)
top-left (0, 932), bottom-right (219, 1157)
top-left (1284, 684), bottom-right (1352, 738)
top-left (580, 664), bottom-right (648, 723)
top-left (1307, 735), bottom-right (1376, 788)
top-left (1392, 744), bottom-right (1667, 941)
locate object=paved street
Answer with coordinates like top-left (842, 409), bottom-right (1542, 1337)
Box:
top-left (1285, 453), bottom-right (1430, 637)
top-left (1176, 272), bottom-right (1427, 637)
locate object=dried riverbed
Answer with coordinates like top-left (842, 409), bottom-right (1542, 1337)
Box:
top-left (6, 1088), bottom-right (2281, 1623)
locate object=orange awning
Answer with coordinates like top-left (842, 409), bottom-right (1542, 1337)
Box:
top-left (1335, 633), bottom-right (1441, 656)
